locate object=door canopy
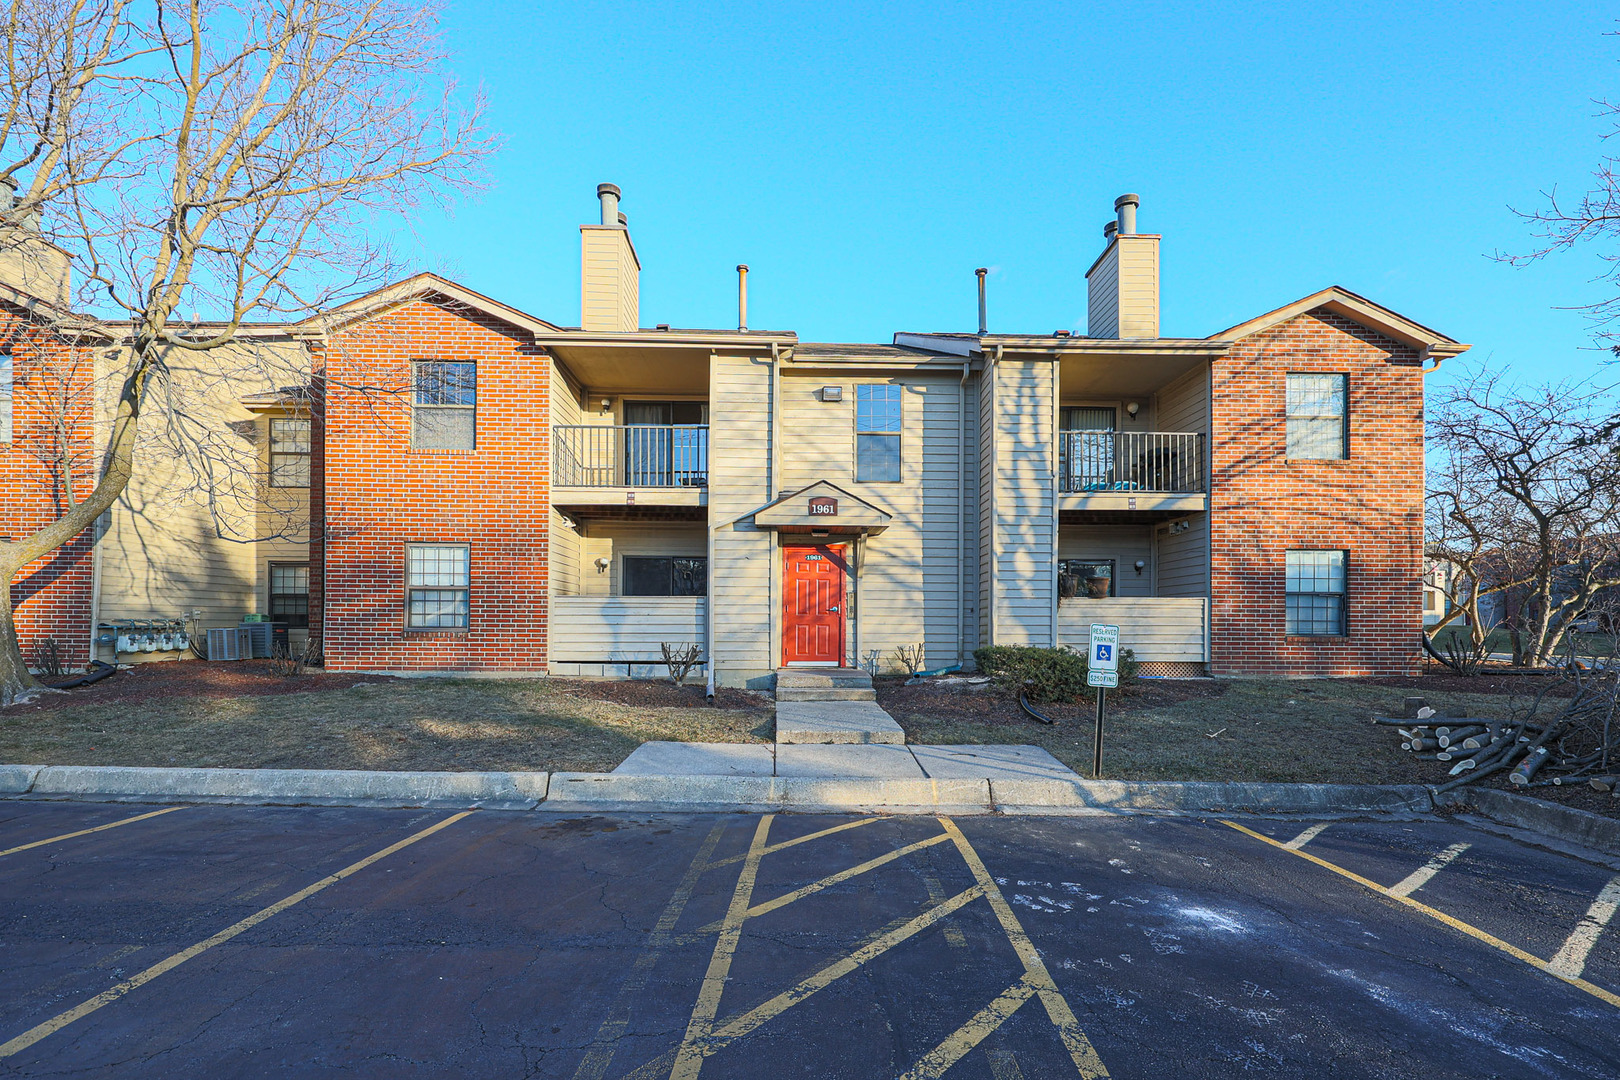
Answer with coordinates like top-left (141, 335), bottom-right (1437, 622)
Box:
top-left (753, 481), bottom-right (893, 536)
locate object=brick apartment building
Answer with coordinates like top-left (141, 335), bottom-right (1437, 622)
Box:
top-left (0, 188), bottom-right (1468, 684)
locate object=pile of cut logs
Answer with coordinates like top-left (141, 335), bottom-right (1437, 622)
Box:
top-left (1378, 692), bottom-right (1619, 796)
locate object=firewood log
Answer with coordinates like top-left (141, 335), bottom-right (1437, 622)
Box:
top-left (1509, 747), bottom-right (1551, 786)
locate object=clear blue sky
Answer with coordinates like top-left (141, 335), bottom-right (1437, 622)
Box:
top-left (400, 1), bottom-right (1620, 392)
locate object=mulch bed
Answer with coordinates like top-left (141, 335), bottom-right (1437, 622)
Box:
top-left (19, 660), bottom-right (391, 712)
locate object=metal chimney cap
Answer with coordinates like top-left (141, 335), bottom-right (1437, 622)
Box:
top-left (975, 267), bottom-right (988, 276)
top-left (1103, 221), bottom-right (1118, 240)
top-left (737, 264), bottom-right (749, 272)
top-left (597, 182), bottom-right (622, 198)
top-left (617, 211), bottom-right (628, 225)
top-left (1114, 193), bottom-right (1140, 209)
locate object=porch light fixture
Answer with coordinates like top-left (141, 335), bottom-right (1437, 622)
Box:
top-left (1126, 402), bottom-right (1140, 419)
top-left (1134, 560), bottom-right (1146, 574)
top-left (811, 529), bottom-right (830, 538)
top-left (599, 398), bottom-right (612, 414)
top-left (594, 556), bottom-right (610, 572)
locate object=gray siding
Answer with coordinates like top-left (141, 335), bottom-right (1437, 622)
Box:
top-left (579, 523), bottom-right (706, 597)
top-left (1059, 526), bottom-right (1153, 598)
top-left (1057, 597), bottom-right (1207, 662)
top-left (1156, 515), bottom-right (1210, 598)
top-left (708, 351), bottom-right (774, 687)
top-left (549, 596), bottom-right (705, 669)
top-left (990, 359), bottom-right (1056, 645)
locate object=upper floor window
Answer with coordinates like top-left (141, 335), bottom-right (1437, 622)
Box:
top-left (0, 351), bottom-right (12, 443)
top-left (855, 384), bottom-right (902, 482)
top-left (1286, 549), bottom-right (1347, 635)
top-left (406, 543), bottom-right (470, 629)
top-left (269, 418), bottom-right (311, 487)
top-left (1286, 374), bottom-right (1348, 459)
top-left (413, 361), bottom-right (476, 450)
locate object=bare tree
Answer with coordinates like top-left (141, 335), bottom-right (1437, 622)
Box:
top-left (0, 0), bottom-right (489, 703)
top-left (1426, 372), bottom-right (1620, 668)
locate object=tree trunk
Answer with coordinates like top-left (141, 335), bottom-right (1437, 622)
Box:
top-left (0, 574), bottom-right (40, 706)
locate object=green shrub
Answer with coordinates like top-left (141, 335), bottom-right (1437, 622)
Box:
top-left (973, 644), bottom-right (1139, 702)
top-left (973, 645), bottom-right (1089, 703)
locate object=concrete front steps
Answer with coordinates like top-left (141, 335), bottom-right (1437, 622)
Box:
top-left (774, 667), bottom-right (877, 702)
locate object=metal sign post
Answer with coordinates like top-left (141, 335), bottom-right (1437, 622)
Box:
top-left (1086, 624), bottom-right (1120, 779)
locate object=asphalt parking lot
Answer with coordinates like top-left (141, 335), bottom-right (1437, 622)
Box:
top-left (0, 803), bottom-right (1617, 1079)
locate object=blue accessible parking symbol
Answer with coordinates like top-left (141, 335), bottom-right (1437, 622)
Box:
top-left (1094, 643), bottom-right (1112, 664)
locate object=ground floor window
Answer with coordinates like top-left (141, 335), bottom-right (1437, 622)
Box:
top-left (1286, 549), bottom-right (1346, 635)
top-left (623, 556), bottom-right (707, 596)
top-left (269, 563), bottom-right (310, 628)
top-left (406, 544), bottom-right (470, 628)
top-left (1059, 559), bottom-right (1114, 599)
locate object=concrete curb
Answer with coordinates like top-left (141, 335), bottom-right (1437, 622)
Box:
top-left (990, 779), bottom-right (1436, 816)
top-left (541, 774), bottom-right (993, 814)
top-left (0, 764), bottom-right (41, 794)
top-left (1435, 787), bottom-right (1620, 858)
top-left (24, 766), bottom-right (549, 809)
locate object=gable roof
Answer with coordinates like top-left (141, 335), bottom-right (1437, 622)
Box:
top-left (753, 480), bottom-right (894, 534)
top-left (1211, 285), bottom-right (1470, 359)
top-left (300, 271), bottom-right (560, 338)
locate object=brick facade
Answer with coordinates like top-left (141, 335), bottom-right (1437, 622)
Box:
top-left (1209, 309), bottom-right (1424, 677)
top-left (0, 301), bottom-right (98, 669)
top-left (316, 296), bottom-right (551, 672)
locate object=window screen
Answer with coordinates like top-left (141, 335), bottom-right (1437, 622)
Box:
top-left (622, 556), bottom-right (708, 596)
top-left (269, 418), bottom-right (311, 487)
top-left (855, 384), bottom-right (902, 482)
top-left (1058, 559), bottom-right (1115, 599)
top-left (1286, 549), bottom-right (1346, 635)
top-left (406, 544), bottom-right (470, 628)
top-left (413, 361), bottom-right (476, 450)
top-left (0, 351), bottom-right (11, 443)
top-left (1286, 374), bottom-right (1347, 459)
top-left (269, 563), bottom-right (310, 627)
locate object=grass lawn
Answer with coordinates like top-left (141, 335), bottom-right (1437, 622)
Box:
top-left (881, 676), bottom-right (1549, 786)
top-left (0, 661), bottom-right (773, 773)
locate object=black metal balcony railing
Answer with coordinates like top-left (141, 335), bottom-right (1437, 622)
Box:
top-left (553, 424), bottom-right (709, 488)
top-left (1059, 431), bottom-right (1205, 494)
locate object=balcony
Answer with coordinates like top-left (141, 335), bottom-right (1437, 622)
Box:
top-left (553, 424), bottom-right (708, 510)
top-left (1059, 430), bottom-right (1206, 513)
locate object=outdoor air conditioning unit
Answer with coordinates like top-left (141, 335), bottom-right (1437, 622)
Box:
top-left (207, 627), bottom-right (254, 662)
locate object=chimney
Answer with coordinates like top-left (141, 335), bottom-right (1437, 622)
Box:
top-left (975, 268), bottom-right (988, 335)
top-left (1085, 191), bottom-right (1159, 339)
top-left (0, 177), bottom-right (71, 308)
top-left (580, 182), bottom-right (640, 332)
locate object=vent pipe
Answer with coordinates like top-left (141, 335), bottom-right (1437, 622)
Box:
top-left (976, 267), bottom-right (988, 335)
top-left (737, 264), bottom-right (749, 331)
top-left (1114, 193), bottom-right (1139, 236)
top-left (1103, 221), bottom-right (1117, 242)
top-left (597, 182), bottom-right (621, 226)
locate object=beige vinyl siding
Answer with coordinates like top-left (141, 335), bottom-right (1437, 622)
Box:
top-left (780, 370), bottom-right (972, 671)
top-left (1116, 236), bottom-right (1160, 338)
top-left (977, 362), bottom-right (994, 651)
top-left (1086, 245), bottom-right (1120, 340)
top-left (1059, 526), bottom-right (1152, 598)
top-left (580, 227), bottom-right (639, 332)
top-left (578, 523), bottom-right (706, 597)
top-left (548, 596), bottom-right (705, 676)
top-left (1154, 362), bottom-right (1210, 433)
top-left (1156, 515), bottom-right (1210, 598)
top-left (95, 340), bottom-right (307, 658)
top-left (1057, 597), bottom-right (1208, 663)
top-left (548, 359), bottom-right (583, 598)
top-left (989, 359), bottom-right (1056, 645)
top-left (708, 351), bottom-right (774, 687)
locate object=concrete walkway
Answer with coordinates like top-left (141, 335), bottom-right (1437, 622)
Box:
top-left (614, 667), bottom-right (1085, 781)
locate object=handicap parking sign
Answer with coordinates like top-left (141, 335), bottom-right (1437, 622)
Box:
top-left (1087, 624), bottom-right (1120, 688)
top-left (1095, 643), bottom-right (1112, 664)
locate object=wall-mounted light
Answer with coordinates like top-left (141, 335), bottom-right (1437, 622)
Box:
top-left (811, 529), bottom-right (830, 538)
top-left (594, 556), bottom-right (610, 572)
top-left (1126, 402), bottom-right (1140, 419)
top-left (599, 398), bottom-right (612, 414)
top-left (817, 386), bottom-right (843, 402)
top-left (1134, 559), bottom-right (1146, 575)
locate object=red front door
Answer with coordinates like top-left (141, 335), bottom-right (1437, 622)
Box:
top-left (783, 545), bottom-right (847, 666)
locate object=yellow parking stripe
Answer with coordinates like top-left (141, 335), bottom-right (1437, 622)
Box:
top-left (692, 832), bottom-right (951, 934)
top-left (898, 975), bottom-right (1038, 1080)
top-left (939, 817), bottom-right (1111, 1078)
top-left (0, 810), bottom-right (474, 1060)
top-left (702, 817), bottom-right (875, 871)
top-left (0, 806), bottom-right (188, 859)
top-left (1222, 820), bottom-right (1620, 1010)
top-left (569, 821), bottom-right (729, 1080)
top-left (670, 814), bottom-right (774, 1080)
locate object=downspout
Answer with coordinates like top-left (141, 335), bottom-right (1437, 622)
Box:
top-left (956, 358), bottom-right (970, 665)
top-left (706, 349), bottom-right (718, 699)
top-left (769, 342), bottom-right (783, 673)
top-left (987, 345), bottom-right (1003, 646)
top-left (87, 513), bottom-right (103, 668)
top-left (1050, 352), bottom-right (1060, 649)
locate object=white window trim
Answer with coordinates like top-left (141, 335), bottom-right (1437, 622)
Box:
top-left (854, 382), bottom-right (903, 483)
top-left (1285, 372), bottom-right (1349, 461)
top-left (405, 543), bottom-right (471, 630)
top-left (411, 360), bottom-right (477, 452)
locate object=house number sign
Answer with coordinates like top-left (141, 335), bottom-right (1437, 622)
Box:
top-left (808, 497), bottom-right (839, 516)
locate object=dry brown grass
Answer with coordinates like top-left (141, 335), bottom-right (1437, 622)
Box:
top-left (0, 672), bottom-right (773, 773)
